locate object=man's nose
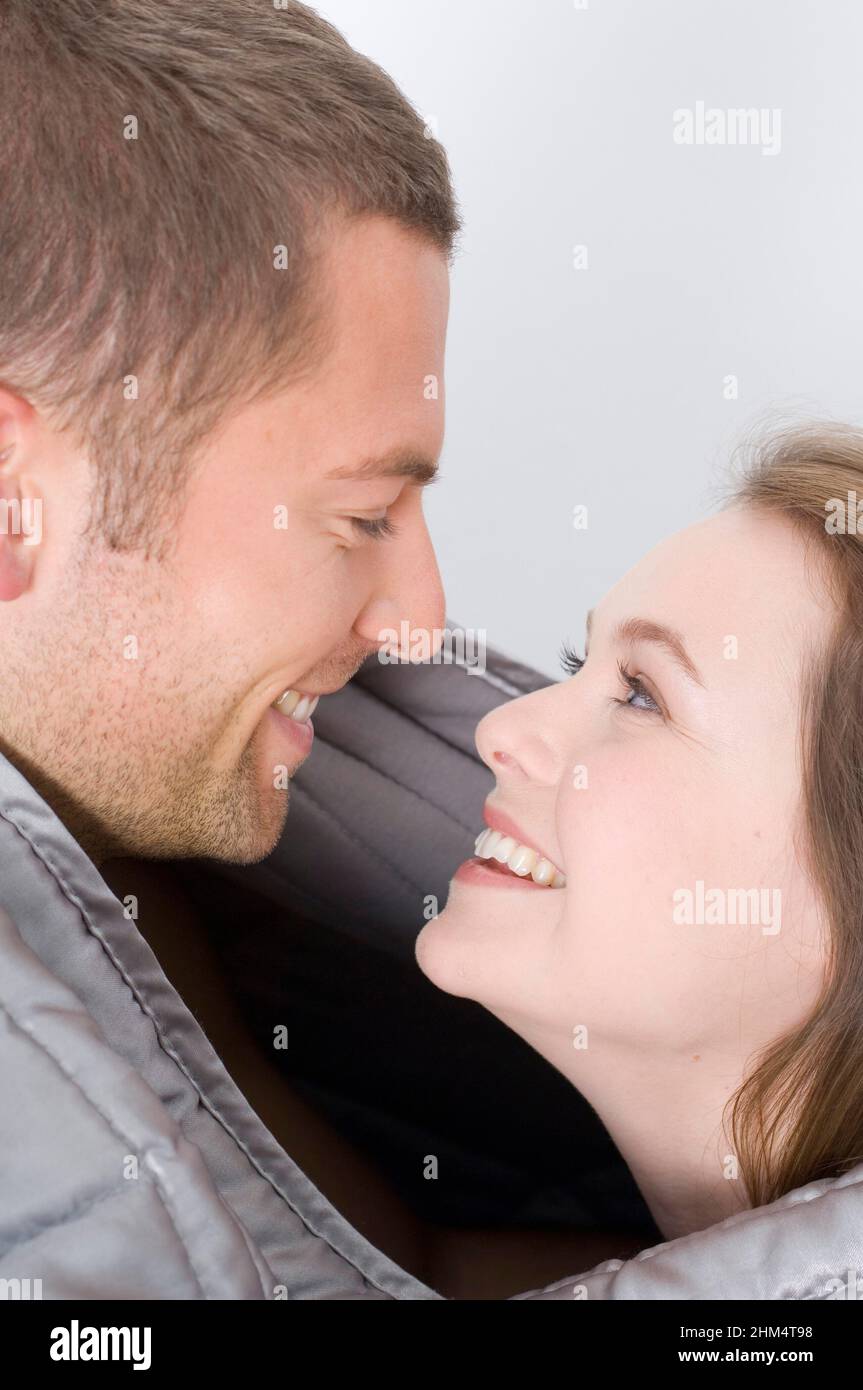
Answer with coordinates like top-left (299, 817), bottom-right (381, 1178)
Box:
top-left (353, 515), bottom-right (446, 657)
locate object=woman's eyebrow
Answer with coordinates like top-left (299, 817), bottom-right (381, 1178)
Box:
top-left (586, 610), bottom-right (705, 687)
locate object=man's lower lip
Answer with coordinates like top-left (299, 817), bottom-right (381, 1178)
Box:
top-left (267, 703), bottom-right (315, 753)
top-left (453, 856), bottom-right (554, 891)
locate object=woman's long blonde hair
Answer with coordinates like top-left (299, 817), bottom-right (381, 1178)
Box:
top-left (725, 419), bottom-right (863, 1207)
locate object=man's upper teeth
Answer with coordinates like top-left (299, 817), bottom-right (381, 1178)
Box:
top-left (474, 828), bottom-right (566, 888)
top-left (273, 689), bottom-right (320, 722)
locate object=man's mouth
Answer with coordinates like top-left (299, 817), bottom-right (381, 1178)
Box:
top-left (271, 689), bottom-right (321, 725)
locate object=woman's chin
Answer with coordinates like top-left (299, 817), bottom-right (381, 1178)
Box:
top-left (414, 896), bottom-right (487, 1000)
top-left (415, 906), bottom-right (461, 994)
top-left (415, 879), bottom-right (537, 1003)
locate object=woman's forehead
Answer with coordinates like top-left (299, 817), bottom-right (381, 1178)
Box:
top-left (593, 508), bottom-right (833, 674)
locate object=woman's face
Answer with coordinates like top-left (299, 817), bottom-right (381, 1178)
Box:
top-left (416, 507), bottom-right (831, 1075)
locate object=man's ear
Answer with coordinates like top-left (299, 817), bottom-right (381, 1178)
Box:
top-left (0, 442), bottom-right (38, 600)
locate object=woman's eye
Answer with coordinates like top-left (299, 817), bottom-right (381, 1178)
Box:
top-left (559, 642), bottom-right (662, 716)
top-left (615, 661), bottom-right (661, 713)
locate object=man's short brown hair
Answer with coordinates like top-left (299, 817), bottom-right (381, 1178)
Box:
top-left (0, 0), bottom-right (462, 552)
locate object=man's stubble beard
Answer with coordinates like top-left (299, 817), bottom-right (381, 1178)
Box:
top-left (0, 683), bottom-right (289, 866)
top-left (0, 549), bottom-right (290, 867)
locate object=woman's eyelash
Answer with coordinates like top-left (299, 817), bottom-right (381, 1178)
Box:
top-left (350, 515), bottom-right (399, 541)
top-left (559, 641), bottom-right (662, 714)
top-left (613, 659), bottom-right (661, 713)
top-left (559, 641), bottom-right (585, 676)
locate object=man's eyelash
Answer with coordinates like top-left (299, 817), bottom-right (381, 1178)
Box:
top-left (559, 642), bottom-right (661, 714)
top-left (350, 515), bottom-right (399, 541)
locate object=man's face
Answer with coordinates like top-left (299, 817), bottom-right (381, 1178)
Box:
top-left (1, 215), bottom-right (449, 863)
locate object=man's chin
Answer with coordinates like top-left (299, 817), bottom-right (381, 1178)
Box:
top-left (206, 791), bottom-right (289, 866)
top-left (186, 757), bottom-right (291, 865)
top-left (117, 760), bottom-right (290, 866)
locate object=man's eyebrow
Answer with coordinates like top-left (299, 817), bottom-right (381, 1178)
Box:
top-left (585, 609), bottom-right (705, 687)
top-left (324, 449), bottom-right (440, 485)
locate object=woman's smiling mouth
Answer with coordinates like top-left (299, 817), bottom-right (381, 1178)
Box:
top-left (454, 803), bottom-right (567, 891)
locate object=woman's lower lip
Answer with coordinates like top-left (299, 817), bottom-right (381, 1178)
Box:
top-left (453, 856), bottom-right (554, 891)
top-left (267, 703), bottom-right (314, 755)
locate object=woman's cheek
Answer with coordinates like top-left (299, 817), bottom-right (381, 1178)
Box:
top-left (557, 740), bottom-right (681, 876)
top-left (556, 743), bottom-right (703, 963)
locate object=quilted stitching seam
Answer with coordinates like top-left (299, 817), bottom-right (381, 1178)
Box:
top-left (0, 996), bottom-right (209, 1297)
top-left (0, 805), bottom-right (410, 1299)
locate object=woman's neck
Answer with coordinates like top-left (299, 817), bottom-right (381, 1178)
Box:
top-left (498, 1011), bottom-right (752, 1242)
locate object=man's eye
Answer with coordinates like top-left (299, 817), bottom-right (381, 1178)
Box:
top-left (349, 514), bottom-right (398, 541)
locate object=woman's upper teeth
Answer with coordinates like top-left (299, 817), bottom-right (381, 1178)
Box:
top-left (273, 689), bottom-right (320, 723)
top-left (474, 827), bottom-right (566, 888)
top-left (269, 702), bottom-right (565, 884)
top-left (270, 699), bottom-right (565, 887)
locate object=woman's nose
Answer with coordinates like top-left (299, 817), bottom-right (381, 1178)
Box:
top-left (474, 684), bottom-right (565, 787)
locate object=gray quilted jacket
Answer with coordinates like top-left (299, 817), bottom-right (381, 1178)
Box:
top-left (1, 639), bottom-right (861, 1300)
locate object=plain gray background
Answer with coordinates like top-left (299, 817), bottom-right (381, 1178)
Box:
top-left (318, 0), bottom-right (863, 678)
